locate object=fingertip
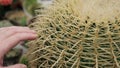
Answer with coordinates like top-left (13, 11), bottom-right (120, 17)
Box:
top-left (16, 64), bottom-right (27, 68)
top-left (3, 64), bottom-right (27, 68)
top-left (28, 33), bottom-right (38, 40)
top-left (21, 64), bottom-right (27, 68)
top-left (15, 33), bottom-right (38, 41)
top-left (30, 30), bottom-right (37, 34)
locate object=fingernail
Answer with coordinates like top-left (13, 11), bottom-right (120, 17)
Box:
top-left (31, 30), bottom-right (36, 33)
top-left (34, 34), bottom-right (38, 38)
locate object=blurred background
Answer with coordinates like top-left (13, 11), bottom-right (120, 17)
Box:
top-left (0, 0), bottom-right (52, 66)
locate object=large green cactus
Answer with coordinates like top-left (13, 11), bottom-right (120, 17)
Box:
top-left (21, 0), bottom-right (120, 68)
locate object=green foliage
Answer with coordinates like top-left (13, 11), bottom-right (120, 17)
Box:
top-left (20, 17), bottom-right (27, 26)
top-left (23, 0), bottom-right (42, 16)
top-left (20, 57), bottom-right (29, 66)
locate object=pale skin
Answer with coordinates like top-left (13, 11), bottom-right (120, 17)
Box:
top-left (0, 26), bottom-right (37, 68)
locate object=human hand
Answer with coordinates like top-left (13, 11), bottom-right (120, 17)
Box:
top-left (0, 26), bottom-right (37, 68)
top-left (0, 0), bottom-right (13, 6)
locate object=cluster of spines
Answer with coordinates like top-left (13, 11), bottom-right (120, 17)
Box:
top-left (23, 0), bottom-right (120, 68)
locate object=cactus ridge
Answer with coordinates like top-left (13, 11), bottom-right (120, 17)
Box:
top-left (25, 0), bottom-right (120, 68)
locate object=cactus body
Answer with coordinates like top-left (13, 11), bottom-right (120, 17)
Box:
top-left (23, 0), bottom-right (120, 68)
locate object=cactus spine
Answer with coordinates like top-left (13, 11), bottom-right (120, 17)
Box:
top-left (21, 0), bottom-right (120, 68)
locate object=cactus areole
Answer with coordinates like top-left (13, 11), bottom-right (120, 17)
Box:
top-left (22, 0), bottom-right (120, 68)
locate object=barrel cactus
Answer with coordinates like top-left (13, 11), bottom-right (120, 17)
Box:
top-left (21, 0), bottom-right (120, 68)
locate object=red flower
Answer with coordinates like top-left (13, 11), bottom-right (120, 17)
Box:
top-left (0, 0), bottom-right (13, 6)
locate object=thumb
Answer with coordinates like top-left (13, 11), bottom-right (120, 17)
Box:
top-left (3, 64), bottom-right (27, 68)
